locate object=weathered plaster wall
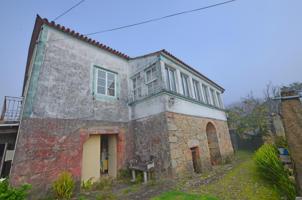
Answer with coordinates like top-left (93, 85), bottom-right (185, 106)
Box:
top-left (130, 92), bottom-right (227, 121)
top-left (27, 27), bottom-right (130, 121)
top-left (166, 112), bottom-right (233, 176)
top-left (10, 118), bottom-right (133, 194)
top-left (130, 94), bottom-right (166, 120)
top-left (130, 113), bottom-right (172, 177)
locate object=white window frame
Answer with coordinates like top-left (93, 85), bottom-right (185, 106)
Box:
top-left (192, 79), bottom-right (202, 102)
top-left (145, 65), bottom-right (157, 84)
top-left (95, 68), bottom-right (117, 97)
top-left (132, 74), bottom-right (142, 100)
top-left (216, 91), bottom-right (223, 108)
top-left (145, 65), bottom-right (158, 95)
top-left (202, 84), bottom-right (210, 104)
top-left (181, 73), bottom-right (190, 97)
top-left (165, 65), bottom-right (177, 92)
top-left (210, 88), bottom-right (218, 107)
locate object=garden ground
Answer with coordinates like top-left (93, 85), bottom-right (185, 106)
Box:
top-left (75, 151), bottom-right (280, 200)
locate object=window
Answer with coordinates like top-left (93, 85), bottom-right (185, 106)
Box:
top-left (210, 88), bottom-right (218, 106)
top-left (145, 65), bottom-right (158, 95)
top-left (193, 79), bottom-right (202, 101)
top-left (216, 92), bottom-right (223, 108)
top-left (165, 65), bottom-right (177, 92)
top-left (181, 73), bottom-right (190, 97)
top-left (95, 68), bottom-right (116, 97)
top-left (132, 74), bottom-right (142, 100)
top-left (202, 84), bottom-right (210, 104)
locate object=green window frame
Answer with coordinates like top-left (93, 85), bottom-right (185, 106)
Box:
top-left (93, 66), bottom-right (118, 98)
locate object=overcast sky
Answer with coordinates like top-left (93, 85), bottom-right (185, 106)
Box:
top-left (0, 0), bottom-right (301, 107)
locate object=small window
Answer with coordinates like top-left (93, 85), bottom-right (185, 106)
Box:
top-left (181, 73), bottom-right (190, 97)
top-left (95, 68), bottom-right (117, 97)
top-left (145, 65), bottom-right (158, 95)
top-left (210, 88), bottom-right (218, 106)
top-left (202, 84), bottom-right (210, 104)
top-left (145, 65), bottom-right (157, 83)
top-left (216, 92), bottom-right (223, 108)
top-left (132, 74), bottom-right (142, 100)
top-left (165, 65), bottom-right (177, 92)
top-left (193, 79), bottom-right (202, 101)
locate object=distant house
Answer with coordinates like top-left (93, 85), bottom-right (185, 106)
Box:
top-left (0, 15), bottom-right (233, 192)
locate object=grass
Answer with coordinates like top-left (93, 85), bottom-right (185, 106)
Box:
top-left (199, 151), bottom-right (281, 200)
top-left (151, 191), bottom-right (218, 200)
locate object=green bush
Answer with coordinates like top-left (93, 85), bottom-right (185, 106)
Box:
top-left (117, 169), bottom-right (131, 180)
top-left (81, 178), bottom-right (93, 191)
top-left (93, 177), bottom-right (113, 191)
top-left (254, 144), bottom-right (296, 200)
top-left (52, 171), bottom-right (75, 200)
top-left (0, 178), bottom-right (31, 200)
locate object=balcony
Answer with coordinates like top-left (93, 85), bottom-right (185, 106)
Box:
top-left (0, 96), bottom-right (23, 123)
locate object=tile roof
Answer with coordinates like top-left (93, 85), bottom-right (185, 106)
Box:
top-left (40, 16), bottom-right (130, 60)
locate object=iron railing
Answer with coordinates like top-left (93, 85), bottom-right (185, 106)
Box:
top-left (0, 96), bottom-right (23, 122)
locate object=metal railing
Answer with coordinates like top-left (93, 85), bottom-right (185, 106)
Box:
top-left (0, 96), bottom-right (23, 122)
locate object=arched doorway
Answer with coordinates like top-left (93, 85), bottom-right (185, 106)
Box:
top-left (206, 122), bottom-right (222, 165)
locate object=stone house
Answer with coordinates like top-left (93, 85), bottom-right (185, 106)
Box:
top-left (2, 15), bottom-right (233, 191)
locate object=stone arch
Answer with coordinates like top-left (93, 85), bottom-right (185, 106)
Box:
top-left (206, 122), bottom-right (222, 165)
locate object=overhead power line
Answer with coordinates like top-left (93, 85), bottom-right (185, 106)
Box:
top-left (85, 0), bottom-right (237, 36)
top-left (53, 0), bottom-right (86, 21)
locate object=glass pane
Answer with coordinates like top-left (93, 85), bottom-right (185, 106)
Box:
top-left (146, 70), bottom-right (151, 82)
top-left (108, 88), bottom-right (115, 96)
top-left (203, 85), bottom-right (209, 104)
top-left (165, 67), bottom-right (170, 90)
top-left (97, 70), bottom-right (106, 94)
top-left (217, 92), bottom-right (222, 108)
top-left (170, 70), bottom-right (176, 92)
top-left (97, 86), bottom-right (106, 94)
top-left (107, 74), bottom-right (115, 96)
top-left (98, 70), bottom-right (106, 79)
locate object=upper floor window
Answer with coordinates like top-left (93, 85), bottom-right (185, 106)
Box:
top-left (210, 88), bottom-right (218, 107)
top-left (145, 65), bottom-right (158, 95)
top-left (132, 74), bottom-right (142, 100)
top-left (202, 84), bottom-right (210, 104)
top-left (95, 68), bottom-right (117, 97)
top-left (165, 65), bottom-right (177, 92)
top-left (216, 92), bottom-right (223, 108)
top-left (192, 79), bottom-right (202, 102)
top-left (181, 73), bottom-right (190, 97)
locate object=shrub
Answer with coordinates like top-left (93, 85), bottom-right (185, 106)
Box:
top-left (52, 171), bottom-right (75, 200)
top-left (81, 178), bottom-right (93, 191)
top-left (254, 144), bottom-right (296, 200)
top-left (117, 169), bottom-right (131, 180)
top-left (0, 178), bottom-right (31, 200)
top-left (93, 177), bottom-right (113, 191)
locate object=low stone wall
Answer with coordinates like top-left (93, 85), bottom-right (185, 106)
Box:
top-left (10, 118), bottom-right (133, 194)
top-left (165, 112), bottom-right (233, 176)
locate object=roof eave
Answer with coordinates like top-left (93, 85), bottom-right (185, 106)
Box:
top-left (159, 50), bottom-right (225, 93)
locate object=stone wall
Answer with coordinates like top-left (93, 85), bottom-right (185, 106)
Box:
top-left (10, 118), bottom-right (133, 194)
top-left (280, 90), bottom-right (302, 195)
top-left (165, 112), bottom-right (233, 176)
top-left (131, 113), bottom-right (172, 177)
